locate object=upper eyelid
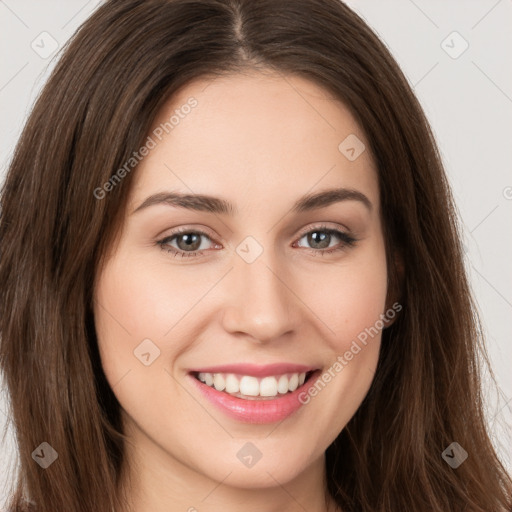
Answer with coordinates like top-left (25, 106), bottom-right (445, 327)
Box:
top-left (296, 223), bottom-right (350, 238)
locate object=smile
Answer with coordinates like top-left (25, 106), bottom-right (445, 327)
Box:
top-left (188, 363), bottom-right (321, 423)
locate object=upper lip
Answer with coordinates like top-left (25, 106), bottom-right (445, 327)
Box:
top-left (188, 362), bottom-right (319, 377)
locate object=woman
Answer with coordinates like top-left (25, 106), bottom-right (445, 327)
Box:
top-left (0, 0), bottom-right (510, 511)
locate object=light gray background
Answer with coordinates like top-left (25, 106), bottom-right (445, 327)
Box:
top-left (1, 0), bottom-right (511, 507)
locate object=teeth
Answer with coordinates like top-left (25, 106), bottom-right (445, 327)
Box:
top-left (288, 373), bottom-right (299, 391)
top-left (260, 376), bottom-right (278, 397)
top-left (198, 372), bottom-right (213, 386)
top-left (277, 375), bottom-right (289, 394)
top-left (239, 376), bottom-right (259, 396)
top-left (213, 373), bottom-right (225, 391)
top-left (225, 374), bottom-right (239, 393)
top-left (197, 371), bottom-right (308, 398)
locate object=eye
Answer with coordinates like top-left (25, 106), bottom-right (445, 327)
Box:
top-left (157, 224), bottom-right (357, 259)
top-left (157, 227), bottom-right (220, 258)
top-left (293, 225), bottom-right (357, 255)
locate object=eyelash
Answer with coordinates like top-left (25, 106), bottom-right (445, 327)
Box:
top-left (157, 224), bottom-right (358, 259)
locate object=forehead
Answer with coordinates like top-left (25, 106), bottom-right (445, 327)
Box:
top-left (129, 71), bottom-right (379, 215)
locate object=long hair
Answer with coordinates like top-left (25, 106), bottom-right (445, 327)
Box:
top-left (1, 1), bottom-right (510, 511)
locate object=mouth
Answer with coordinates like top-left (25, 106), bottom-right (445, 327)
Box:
top-left (187, 364), bottom-right (322, 424)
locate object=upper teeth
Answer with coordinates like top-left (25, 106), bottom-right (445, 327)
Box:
top-left (197, 372), bottom-right (307, 397)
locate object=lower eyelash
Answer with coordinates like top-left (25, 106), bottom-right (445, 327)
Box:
top-left (160, 248), bottom-right (202, 258)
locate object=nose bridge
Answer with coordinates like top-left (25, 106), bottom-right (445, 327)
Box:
top-left (221, 237), bottom-right (296, 342)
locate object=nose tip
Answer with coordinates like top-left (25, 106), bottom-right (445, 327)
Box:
top-left (221, 257), bottom-right (297, 344)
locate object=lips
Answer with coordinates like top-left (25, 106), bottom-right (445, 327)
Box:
top-left (187, 363), bottom-right (322, 423)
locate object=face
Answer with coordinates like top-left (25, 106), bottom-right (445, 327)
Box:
top-left (94, 71), bottom-right (389, 492)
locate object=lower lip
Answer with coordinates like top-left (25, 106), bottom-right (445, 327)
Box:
top-left (189, 370), bottom-right (321, 424)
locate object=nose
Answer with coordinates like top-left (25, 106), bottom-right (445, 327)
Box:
top-left (220, 246), bottom-right (299, 344)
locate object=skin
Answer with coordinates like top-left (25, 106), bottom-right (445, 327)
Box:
top-left (94, 70), bottom-right (390, 512)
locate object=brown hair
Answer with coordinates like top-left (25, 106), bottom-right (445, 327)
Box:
top-left (1, 0), bottom-right (511, 511)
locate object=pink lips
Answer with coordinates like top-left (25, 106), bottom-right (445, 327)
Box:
top-left (187, 363), bottom-right (321, 424)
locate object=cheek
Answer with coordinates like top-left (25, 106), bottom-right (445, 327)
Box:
top-left (93, 255), bottom-right (169, 380)
top-left (93, 252), bottom-right (218, 393)
top-left (296, 256), bottom-right (387, 436)
top-left (94, 254), bottom-right (192, 343)
top-left (299, 249), bottom-right (388, 352)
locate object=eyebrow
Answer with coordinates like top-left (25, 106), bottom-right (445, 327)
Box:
top-left (131, 187), bottom-right (372, 216)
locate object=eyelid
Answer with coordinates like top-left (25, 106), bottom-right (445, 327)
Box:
top-left (158, 225), bottom-right (220, 243)
top-left (295, 221), bottom-right (352, 238)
